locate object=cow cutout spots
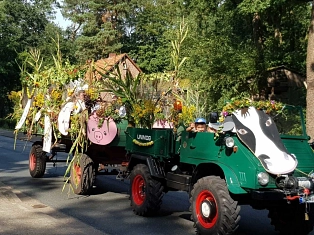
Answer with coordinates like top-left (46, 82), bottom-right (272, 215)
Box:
top-left (258, 154), bottom-right (271, 170)
top-left (232, 106), bottom-right (298, 175)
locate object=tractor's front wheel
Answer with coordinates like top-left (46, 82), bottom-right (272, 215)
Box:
top-left (268, 203), bottom-right (314, 235)
top-left (130, 164), bottom-right (164, 216)
top-left (70, 154), bottom-right (95, 195)
top-left (29, 142), bottom-right (46, 178)
top-left (190, 176), bottom-right (240, 235)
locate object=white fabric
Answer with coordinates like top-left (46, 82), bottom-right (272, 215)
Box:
top-left (15, 99), bottom-right (32, 130)
top-left (58, 102), bottom-right (75, 135)
top-left (43, 115), bottom-right (52, 153)
top-left (34, 110), bottom-right (42, 122)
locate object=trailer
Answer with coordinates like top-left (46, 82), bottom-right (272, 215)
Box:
top-left (28, 117), bottom-right (129, 195)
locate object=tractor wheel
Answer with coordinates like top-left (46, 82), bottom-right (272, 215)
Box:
top-left (29, 142), bottom-right (46, 178)
top-left (190, 176), bottom-right (240, 235)
top-left (70, 154), bottom-right (95, 195)
top-left (130, 164), bottom-right (164, 216)
top-left (268, 203), bottom-right (314, 235)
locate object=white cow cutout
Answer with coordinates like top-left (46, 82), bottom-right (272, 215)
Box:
top-left (58, 102), bottom-right (75, 136)
top-left (232, 106), bottom-right (297, 175)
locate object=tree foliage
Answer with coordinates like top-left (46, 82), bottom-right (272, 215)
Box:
top-left (62, 0), bottom-right (128, 62)
top-left (0, 0), bottom-right (54, 117)
top-left (0, 0), bottom-right (78, 117)
top-left (1, 0), bottom-right (313, 135)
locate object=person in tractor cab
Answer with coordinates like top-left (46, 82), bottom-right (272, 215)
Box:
top-left (186, 118), bottom-right (207, 132)
top-left (207, 122), bottom-right (218, 133)
top-left (207, 112), bottom-right (220, 133)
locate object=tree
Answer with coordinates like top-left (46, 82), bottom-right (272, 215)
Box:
top-left (306, 1), bottom-right (314, 142)
top-left (124, 0), bottom-right (184, 73)
top-left (0, 0), bottom-right (68, 117)
top-left (181, 0), bottom-right (309, 110)
top-left (61, 0), bottom-right (128, 62)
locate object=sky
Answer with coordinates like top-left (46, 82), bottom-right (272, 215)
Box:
top-left (53, 8), bottom-right (71, 29)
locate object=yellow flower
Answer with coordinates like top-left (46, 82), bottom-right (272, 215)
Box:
top-left (67, 89), bottom-right (74, 97)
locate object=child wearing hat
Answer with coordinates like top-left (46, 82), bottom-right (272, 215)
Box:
top-left (186, 118), bottom-right (207, 132)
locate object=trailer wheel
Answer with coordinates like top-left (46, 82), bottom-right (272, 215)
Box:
top-left (130, 164), bottom-right (164, 216)
top-left (268, 203), bottom-right (314, 235)
top-left (70, 154), bottom-right (95, 195)
top-left (29, 142), bottom-right (46, 178)
top-left (190, 176), bottom-right (240, 235)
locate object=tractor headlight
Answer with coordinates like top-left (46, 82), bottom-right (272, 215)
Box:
top-left (225, 137), bottom-right (234, 148)
top-left (257, 172), bottom-right (269, 186)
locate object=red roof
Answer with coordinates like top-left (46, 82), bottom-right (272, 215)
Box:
top-left (85, 53), bottom-right (142, 81)
top-left (94, 53), bottom-right (142, 74)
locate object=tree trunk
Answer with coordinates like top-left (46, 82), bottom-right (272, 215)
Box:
top-left (306, 1), bottom-right (314, 143)
top-left (252, 12), bottom-right (266, 99)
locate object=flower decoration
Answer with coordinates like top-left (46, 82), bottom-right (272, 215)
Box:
top-left (211, 98), bottom-right (284, 140)
top-left (130, 99), bottom-right (156, 128)
top-left (220, 98), bottom-right (284, 124)
top-left (95, 100), bottom-right (124, 128)
top-left (170, 104), bottom-right (196, 128)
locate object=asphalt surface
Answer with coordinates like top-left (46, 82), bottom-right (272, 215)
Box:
top-left (1, 128), bottom-right (314, 235)
top-left (0, 129), bottom-right (198, 235)
top-left (0, 129), bottom-right (106, 235)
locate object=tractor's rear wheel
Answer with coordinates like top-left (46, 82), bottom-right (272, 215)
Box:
top-left (70, 154), bottom-right (95, 195)
top-left (29, 142), bottom-right (46, 178)
top-left (130, 164), bottom-right (164, 216)
top-left (190, 176), bottom-right (240, 235)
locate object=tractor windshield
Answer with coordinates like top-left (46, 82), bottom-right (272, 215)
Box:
top-left (272, 105), bottom-right (306, 136)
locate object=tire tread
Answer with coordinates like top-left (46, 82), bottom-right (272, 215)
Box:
top-left (130, 164), bottom-right (164, 216)
top-left (190, 176), bottom-right (240, 235)
top-left (29, 142), bottom-right (46, 178)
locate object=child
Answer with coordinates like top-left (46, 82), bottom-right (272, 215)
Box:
top-left (186, 118), bottom-right (207, 132)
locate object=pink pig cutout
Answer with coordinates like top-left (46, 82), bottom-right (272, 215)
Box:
top-left (87, 112), bottom-right (117, 145)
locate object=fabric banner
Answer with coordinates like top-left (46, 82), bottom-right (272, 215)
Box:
top-left (43, 115), bottom-right (52, 153)
top-left (15, 99), bottom-right (32, 130)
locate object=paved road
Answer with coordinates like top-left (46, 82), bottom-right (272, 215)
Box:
top-left (0, 129), bottom-right (306, 235)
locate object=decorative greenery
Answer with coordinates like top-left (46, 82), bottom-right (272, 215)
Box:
top-left (131, 99), bottom-right (156, 128)
top-left (221, 98), bottom-right (284, 122)
top-left (95, 98), bottom-right (124, 127)
top-left (96, 63), bottom-right (174, 129)
top-left (170, 104), bottom-right (196, 127)
top-left (213, 98), bottom-right (285, 139)
top-left (8, 40), bottom-right (90, 190)
top-left (11, 38), bottom-right (84, 138)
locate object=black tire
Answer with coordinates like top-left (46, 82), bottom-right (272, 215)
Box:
top-left (130, 164), bottom-right (164, 216)
top-left (29, 142), bottom-right (46, 178)
top-left (190, 176), bottom-right (240, 235)
top-left (70, 154), bottom-right (95, 195)
top-left (268, 203), bottom-right (314, 235)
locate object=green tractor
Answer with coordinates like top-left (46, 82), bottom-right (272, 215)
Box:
top-left (125, 105), bottom-right (314, 235)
